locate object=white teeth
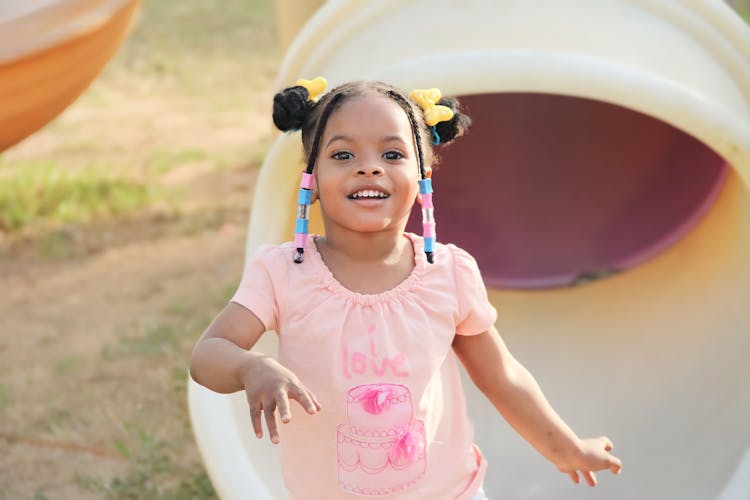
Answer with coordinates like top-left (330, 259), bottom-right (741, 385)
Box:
top-left (351, 190), bottom-right (388, 199)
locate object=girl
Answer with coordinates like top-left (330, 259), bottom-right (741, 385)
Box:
top-left (189, 79), bottom-right (622, 499)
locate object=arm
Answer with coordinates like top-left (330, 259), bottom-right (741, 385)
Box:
top-left (452, 325), bottom-right (622, 486)
top-left (189, 302), bottom-right (267, 393)
top-left (189, 302), bottom-right (320, 443)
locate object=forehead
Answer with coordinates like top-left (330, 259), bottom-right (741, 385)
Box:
top-left (323, 93), bottom-right (413, 140)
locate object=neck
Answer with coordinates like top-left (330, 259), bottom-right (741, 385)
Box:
top-left (318, 225), bottom-right (408, 263)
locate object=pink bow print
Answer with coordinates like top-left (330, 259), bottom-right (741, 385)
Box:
top-left (389, 427), bottom-right (425, 464)
top-left (358, 385), bottom-right (393, 414)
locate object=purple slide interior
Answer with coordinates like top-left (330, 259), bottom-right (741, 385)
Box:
top-left (407, 93), bottom-right (728, 289)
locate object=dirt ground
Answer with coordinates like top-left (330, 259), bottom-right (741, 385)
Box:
top-left (0, 160), bottom-right (264, 497)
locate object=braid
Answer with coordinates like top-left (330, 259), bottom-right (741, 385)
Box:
top-left (386, 90), bottom-right (427, 179)
top-left (305, 93), bottom-right (343, 173)
top-left (386, 89), bottom-right (436, 264)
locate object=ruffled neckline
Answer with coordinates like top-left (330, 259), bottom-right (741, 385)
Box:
top-left (306, 232), bottom-right (427, 305)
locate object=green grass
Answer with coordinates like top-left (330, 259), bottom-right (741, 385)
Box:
top-left (0, 159), bottom-right (158, 232)
top-left (736, 4), bottom-right (750, 23)
top-left (103, 323), bottom-right (180, 358)
top-left (147, 148), bottom-right (209, 174)
top-left (0, 0), bottom-right (279, 238)
top-left (76, 422), bottom-right (216, 499)
top-left (54, 357), bottom-right (79, 374)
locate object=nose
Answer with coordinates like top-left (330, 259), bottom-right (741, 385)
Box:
top-left (357, 165), bottom-right (384, 176)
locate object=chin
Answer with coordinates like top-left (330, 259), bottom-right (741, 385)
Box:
top-left (344, 221), bottom-right (399, 234)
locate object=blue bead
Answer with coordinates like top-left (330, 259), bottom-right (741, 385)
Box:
top-left (298, 189), bottom-right (312, 205)
top-left (418, 179), bottom-right (433, 194)
top-left (295, 218), bottom-right (309, 233)
top-left (423, 237), bottom-right (435, 252)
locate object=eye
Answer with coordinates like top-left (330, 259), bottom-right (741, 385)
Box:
top-left (383, 150), bottom-right (405, 161)
top-left (331, 150), bottom-right (354, 161)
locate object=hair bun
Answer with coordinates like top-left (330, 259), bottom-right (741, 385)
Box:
top-left (272, 86), bottom-right (314, 132)
top-left (433, 97), bottom-right (471, 145)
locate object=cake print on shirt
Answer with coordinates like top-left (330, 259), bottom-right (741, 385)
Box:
top-left (336, 325), bottom-right (426, 496)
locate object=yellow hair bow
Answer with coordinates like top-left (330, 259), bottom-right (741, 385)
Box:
top-left (296, 77), bottom-right (327, 102)
top-left (409, 88), bottom-right (454, 127)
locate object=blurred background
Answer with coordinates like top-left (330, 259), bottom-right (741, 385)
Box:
top-left (0, 0), bottom-right (279, 498)
top-left (0, 0), bottom-right (749, 498)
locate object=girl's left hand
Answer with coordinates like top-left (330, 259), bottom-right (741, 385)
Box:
top-left (557, 436), bottom-right (622, 487)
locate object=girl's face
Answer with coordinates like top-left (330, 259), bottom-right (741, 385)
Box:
top-left (314, 94), bottom-right (421, 236)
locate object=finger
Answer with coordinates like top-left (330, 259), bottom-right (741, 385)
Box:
top-left (600, 435), bottom-right (613, 451)
top-left (583, 470), bottom-right (597, 487)
top-left (568, 471), bottom-right (579, 484)
top-left (609, 455), bottom-right (623, 475)
top-left (291, 385), bottom-right (319, 414)
top-left (263, 398), bottom-right (280, 444)
top-left (275, 391), bottom-right (292, 424)
top-left (248, 401), bottom-right (263, 438)
top-left (311, 391), bottom-right (322, 411)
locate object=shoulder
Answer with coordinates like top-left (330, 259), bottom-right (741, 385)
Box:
top-left (442, 241), bottom-right (476, 262)
top-left (250, 242), bottom-right (285, 259)
top-left (433, 239), bottom-right (479, 271)
top-left (436, 241), bottom-right (484, 287)
top-left (408, 233), bottom-right (480, 279)
top-left (247, 241), bottom-right (296, 272)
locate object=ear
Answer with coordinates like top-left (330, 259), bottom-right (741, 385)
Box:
top-left (311, 173), bottom-right (319, 204)
top-left (301, 168), bottom-right (320, 203)
top-left (415, 193), bottom-right (423, 206)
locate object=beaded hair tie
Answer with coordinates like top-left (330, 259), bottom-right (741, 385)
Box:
top-left (419, 175), bottom-right (436, 263)
top-left (410, 88), bottom-right (454, 264)
top-left (293, 172), bottom-right (314, 263)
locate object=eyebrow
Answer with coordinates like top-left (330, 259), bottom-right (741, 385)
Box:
top-left (381, 135), bottom-right (408, 146)
top-left (325, 135), bottom-right (353, 148)
top-left (325, 135), bottom-right (408, 148)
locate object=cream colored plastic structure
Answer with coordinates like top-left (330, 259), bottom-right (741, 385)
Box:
top-left (188, 1), bottom-right (750, 498)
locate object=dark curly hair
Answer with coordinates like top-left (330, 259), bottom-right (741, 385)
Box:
top-left (272, 80), bottom-right (471, 179)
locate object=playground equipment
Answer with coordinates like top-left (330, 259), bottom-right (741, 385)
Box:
top-left (189, 1), bottom-right (750, 498)
top-left (0, 0), bottom-right (140, 152)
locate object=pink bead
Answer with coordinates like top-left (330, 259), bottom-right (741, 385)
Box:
top-left (294, 233), bottom-right (307, 247)
top-left (422, 222), bottom-right (436, 238)
top-left (300, 173), bottom-right (314, 189)
top-left (420, 193), bottom-right (433, 209)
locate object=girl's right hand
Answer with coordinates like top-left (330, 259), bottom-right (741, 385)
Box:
top-left (240, 354), bottom-right (321, 444)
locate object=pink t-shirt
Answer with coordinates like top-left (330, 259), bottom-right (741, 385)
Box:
top-left (231, 232), bottom-right (498, 499)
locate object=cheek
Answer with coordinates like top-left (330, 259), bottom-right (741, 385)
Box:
top-left (399, 172), bottom-right (420, 198)
top-left (395, 182), bottom-right (419, 210)
top-left (406, 183), bottom-right (419, 202)
top-left (314, 170), bottom-right (336, 195)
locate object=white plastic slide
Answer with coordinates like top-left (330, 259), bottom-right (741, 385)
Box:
top-left (189, 1), bottom-right (750, 498)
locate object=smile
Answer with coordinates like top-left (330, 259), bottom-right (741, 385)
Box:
top-left (347, 190), bottom-right (390, 199)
